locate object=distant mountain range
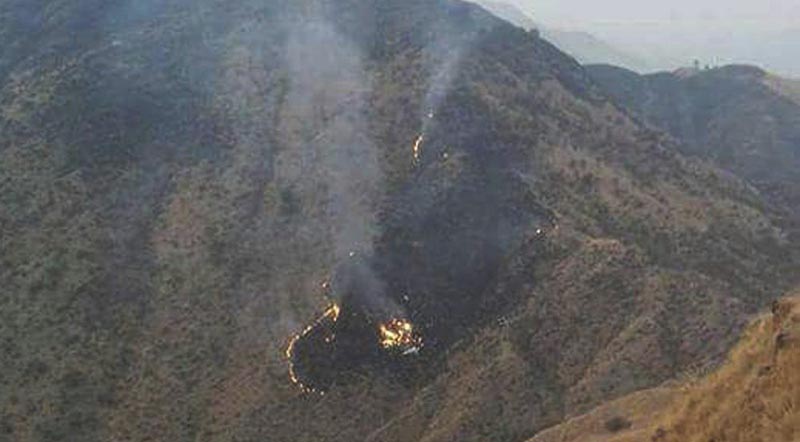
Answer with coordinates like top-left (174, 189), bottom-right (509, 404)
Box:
top-left (591, 24), bottom-right (800, 79)
top-left (473, 1), bottom-right (800, 79)
top-left (472, 0), bottom-right (653, 72)
top-left (1, 0), bottom-right (798, 441)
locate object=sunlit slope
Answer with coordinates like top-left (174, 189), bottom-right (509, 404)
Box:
top-left (1, 1), bottom-right (798, 441)
top-left (528, 294), bottom-right (800, 442)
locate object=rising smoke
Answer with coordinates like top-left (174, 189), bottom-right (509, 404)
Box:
top-left (286, 20), bottom-right (380, 261)
top-left (283, 17), bottom-right (404, 318)
top-left (415, 16), bottom-right (479, 165)
top-left (423, 36), bottom-right (470, 125)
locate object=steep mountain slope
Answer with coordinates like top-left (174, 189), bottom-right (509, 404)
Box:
top-left (587, 64), bottom-right (800, 233)
top-left (0, 1), bottom-right (796, 441)
top-left (528, 294), bottom-right (800, 442)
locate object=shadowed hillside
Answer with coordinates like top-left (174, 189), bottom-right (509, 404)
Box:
top-left (1, 1), bottom-right (797, 441)
top-left (588, 64), bottom-right (800, 239)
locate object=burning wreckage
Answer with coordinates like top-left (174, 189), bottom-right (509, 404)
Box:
top-left (285, 255), bottom-right (424, 394)
top-left (284, 111), bottom-right (436, 394)
top-left (283, 104), bottom-right (558, 394)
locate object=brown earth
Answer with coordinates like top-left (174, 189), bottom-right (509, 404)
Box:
top-left (528, 294), bottom-right (800, 442)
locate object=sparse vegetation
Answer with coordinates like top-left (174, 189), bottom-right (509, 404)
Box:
top-left (527, 294), bottom-right (800, 442)
top-left (604, 416), bottom-right (632, 433)
top-left (1, 1), bottom-right (798, 442)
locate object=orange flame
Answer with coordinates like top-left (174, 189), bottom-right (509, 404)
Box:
top-left (379, 318), bottom-right (422, 352)
top-left (285, 302), bottom-right (341, 394)
top-left (412, 135), bottom-right (423, 165)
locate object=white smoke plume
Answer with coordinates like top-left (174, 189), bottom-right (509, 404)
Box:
top-left (418, 25), bottom-right (477, 149)
top-left (282, 17), bottom-right (405, 318)
top-left (285, 20), bottom-right (383, 262)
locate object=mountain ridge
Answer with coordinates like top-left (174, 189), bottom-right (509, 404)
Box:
top-left (470, 0), bottom-right (652, 72)
top-left (0, 1), bottom-right (797, 441)
top-left (587, 63), bottom-right (800, 242)
top-left (528, 293), bottom-right (800, 442)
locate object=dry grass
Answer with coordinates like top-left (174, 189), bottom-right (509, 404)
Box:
top-left (527, 387), bottom-right (678, 442)
top-left (655, 296), bottom-right (800, 442)
top-left (527, 295), bottom-right (800, 442)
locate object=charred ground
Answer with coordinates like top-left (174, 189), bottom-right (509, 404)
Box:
top-left (0, 1), bottom-right (798, 441)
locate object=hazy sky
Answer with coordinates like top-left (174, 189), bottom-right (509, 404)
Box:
top-left (517, 0), bottom-right (800, 30)
top-left (500, 0), bottom-right (800, 77)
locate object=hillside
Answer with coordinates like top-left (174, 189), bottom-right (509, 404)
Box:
top-left (1, 1), bottom-right (797, 441)
top-left (587, 64), bottom-right (800, 235)
top-left (528, 294), bottom-right (800, 442)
